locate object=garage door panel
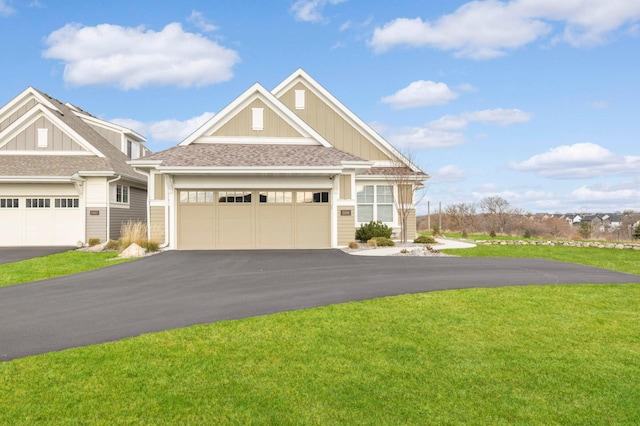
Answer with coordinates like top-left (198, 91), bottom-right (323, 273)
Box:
top-left (218, 205), bottom-right (252, 248)
top-left (0, 209), bottom-right (24, 246)
top-left (295, 204), bottom-right (330, 248)
top-left (257, 205), bottom-right (293, 248)
top-left (179, 204), bottom-right (215, 250)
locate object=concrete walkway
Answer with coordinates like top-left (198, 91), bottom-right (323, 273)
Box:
top-left (349, 238), bottom-right (476, 256)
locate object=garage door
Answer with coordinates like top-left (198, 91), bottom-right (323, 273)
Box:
top-left (0, 196), bottom-right (83, 246)
top-left (177, 190), bottom-right (330, 249)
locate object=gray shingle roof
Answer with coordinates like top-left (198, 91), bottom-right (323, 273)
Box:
top-left (0, 89), bottom-right (144, 182)
top-left (0, 155), bottom-right (112, 176)
top-left (361, 166), bottom-right (429, 178)
top-left (140, 143), bottom-right (367, 168)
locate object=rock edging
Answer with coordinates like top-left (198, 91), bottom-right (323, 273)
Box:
top-left (477, 240), bottom-right (640, 250)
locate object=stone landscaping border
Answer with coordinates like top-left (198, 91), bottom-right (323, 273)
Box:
top-left (477, 240), bottom-right (640, 250)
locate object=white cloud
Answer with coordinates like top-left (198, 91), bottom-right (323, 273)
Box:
top-left (572, 185), bottom-right (640, 202)
top-left (290, 0), bottom-right (346, 23)
top-left (381, 80), bottom-right (458, 109)
top-left (430, 165), bottom-right (467, 183)
top-left (0, 0), bottom-right (15, 16)
top-left (370, 0), bottom-right (640, 59)
top-left (510, 142), bottom-right (640, 178)
top-left (589, 101), bottom-right (611, 109)
top-left (456, 83), bottom-right (477, 92)
top-left (427, 115), bottom-right (468, 131)
top-left (112, 112), bottom-right (215, 144)
top-left (187, 10), bottom-right (218, 33)
top-left (42, 23), bottom-right (240, 90)
top-left (463, 108), bottom-right (533, 126)
top-left (388, 127), bottom-right (465, 150)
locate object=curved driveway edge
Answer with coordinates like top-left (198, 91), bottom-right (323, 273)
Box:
top-left (1, 250), bottom-right (639, 361)
top-left (0, 247), bottom-right (76, 265)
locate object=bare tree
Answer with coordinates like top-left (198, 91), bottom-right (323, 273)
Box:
top-left (386, 152), bottom-right (429, 243)
top-left (444, 203), bottom-right (477, 235)
top-left (479, 196), bottom-right (521, 234)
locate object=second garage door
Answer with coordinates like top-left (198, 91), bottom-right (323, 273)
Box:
top-left (178, 190), bottom-right (330, 249)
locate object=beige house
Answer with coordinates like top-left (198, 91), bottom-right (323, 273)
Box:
top-left (131, 69), bottom-right (428, 249)
top-left (0, 87), bottom-right (149, 246)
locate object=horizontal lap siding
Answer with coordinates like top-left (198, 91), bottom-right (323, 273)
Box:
top-left (149, 206), bottom-right (165, 243)
top-left (109, 187), bottom-right (147, 240)
top-left (337, 207), bottom-right (355, 246)
top-left (86, 208), bottom-right (107, 242)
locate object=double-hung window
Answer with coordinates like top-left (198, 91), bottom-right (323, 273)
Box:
top-left (357, 185), bottom-right (394, 223)
top-left (116, 184), bottom-right (129, 204)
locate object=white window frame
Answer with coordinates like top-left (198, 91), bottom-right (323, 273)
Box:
top-left (115, 184), bottom-right (129, 204)
top-left (37, 128), bottom-right (48, 148)
top-left (356, 184), bottom-right (395, 224)
top-left (252, 108), bottom-right (264, 131)
top-left (294, 90), bottom-right (305, 110)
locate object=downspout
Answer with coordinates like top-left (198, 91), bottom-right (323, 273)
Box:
top-left (106, 175), bottom-right (122, 242)
top-left (133, 168), bottom-right (152, 243)
top-left (161, 175), bottom-right (173, 249)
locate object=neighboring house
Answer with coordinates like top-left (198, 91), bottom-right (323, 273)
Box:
top-left (0, 87), bottom-right (149, 246)
top-left (131, 69), bottom-right (428, 249)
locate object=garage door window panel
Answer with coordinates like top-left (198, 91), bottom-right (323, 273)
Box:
top-left (54, 198), bottom-right (79, 208)
top-left (260, 191), bottom-right (292, 203)
top-left (1, 198), bottom-right (19, 208)
top-left (297, 191), bottom-right (329, 203)
top-left (180, 191), bottom-right (214, 204)
top-left (26, 198), bottom-right (51, 208)
top-left (219, 191), bottom-right (251, 203)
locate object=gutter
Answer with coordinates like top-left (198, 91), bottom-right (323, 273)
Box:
top-left (105, 175), bottom-right (122, 242)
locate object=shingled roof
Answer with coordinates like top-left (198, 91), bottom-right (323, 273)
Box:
top-left (141, 143), bottom-right (368, 168)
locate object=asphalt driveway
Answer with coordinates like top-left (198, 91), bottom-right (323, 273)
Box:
top-left (0, 246), bottom-right (76, 265)
top-left (1, 250), bottom-right (639, 361)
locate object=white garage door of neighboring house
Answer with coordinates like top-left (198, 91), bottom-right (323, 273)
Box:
top-left (178, 190), bottom-right (331, 250)
top-left (0, 197), bottom-right (83, 246)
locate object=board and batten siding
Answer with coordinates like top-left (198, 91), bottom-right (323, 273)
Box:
top-left (337, 207), bottom-right (355, 246)
top-left (405, 208), bottom-right (417, 241)
top-left (149, 206), bottom-right (165, 243)
top-left (153, 174), bottom-right (165, 200)
top-left (213, 99), bottom-right (301, 138)
top-left (0, 98), bottom-right (36, 131)
top-left (339, 174), bottom-right (351, 199)
top-left (86, 207), bottom-right (107, 242)
top-left (109, 186), bottom-right (147, 240)
top-left (278, 82), bottom-right (391, 162)
top-left (0, 116), bottom-right (86, 151)
top-left (88, 124), bottom-right (122, 149)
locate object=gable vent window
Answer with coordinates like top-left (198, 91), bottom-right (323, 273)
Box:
top-left (37, 128), bottom-right (48, 148)
top-left (294, 90), bottom-right (305, 110)
top-left (252, 108), bottom-right (264, 131)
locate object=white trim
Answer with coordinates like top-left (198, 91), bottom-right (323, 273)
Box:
top-left (194, 136), bottom-right (322, 145)
top-left (157, 166), bottom-right (345, 175)
top-left (77, 171), bottom-right (117, 177)
top-left (272, 69), bottom-right (422, 172)
top-left (0, 150), bottom-right (95, 156)
top-left (0, 176), bottom-right (82, 183)
top-left (331, 174), bottom-right (340, 248)
top-left (178, 83), bottom-right (333, 148)
top-left (0, 87), bottom-right (58, 122)
top-left (37, 128), bottom-right (48, 148)
top-left (251, 107), bottom-right (264, 131)
top-left (72, 110), bottom-right (147, 142)
top-left (0, 104), bottom-right (105, 158)
top-left (295, 89), bottom-right (305, 110)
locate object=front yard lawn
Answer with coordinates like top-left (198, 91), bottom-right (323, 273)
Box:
top-left (0, 251), bottom-right (133, 287)
top-left (1, 284), bottom-right (639, 424)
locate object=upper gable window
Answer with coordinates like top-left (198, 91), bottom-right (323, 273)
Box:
top-left (37, 128), bottom-right (48, 148)
top-left (294, 90), bottom-right (305, 110)
top-left (252, 108), bottom-right (264, 131)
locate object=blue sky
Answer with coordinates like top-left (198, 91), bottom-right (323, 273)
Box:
top-left (1, 0), bottom-right (639, 214)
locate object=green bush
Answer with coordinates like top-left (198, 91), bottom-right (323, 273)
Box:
top-left (141, 240), bottom-right (160, 252)
top-left (368, 237), bottom-right (395, 247)
top-left (88, 238), bottom-right (101, 247)
top-left (104, 240), bottom-right (121, 251)
top-left (414, 235), bottom-right (436, 244)
top-left (523, 229), bottom-right (532, 239)
top-left (356, 220), bottom-right (393, 242)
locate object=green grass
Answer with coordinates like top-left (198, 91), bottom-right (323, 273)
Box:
top-left (1, 284), bottom-right (639, 424)
top-left (443, 244), bottom-right (640, 275)
top-left (0, 251), bottom-right (133, 287)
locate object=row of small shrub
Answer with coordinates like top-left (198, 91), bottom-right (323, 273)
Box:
top-left (367, 237), bottom-right (395, 247)
top-left (356, 220), bottom-right (393, 242)
top-left (88, 221), bottom-right (160, 253)
top-left (414, 235), bottom-right (436, 244)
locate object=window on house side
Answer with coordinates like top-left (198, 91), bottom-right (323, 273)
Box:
top-left (37, 128), bottom-right (48, 148)
top-left (357, 185), bottom-right (393, 223)
top-left (295, 90), bottom-right (305, 110)
top-left (252, 108), bottom-right (264, 131)
top-left (116, 185), bottom-right (129, 204)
